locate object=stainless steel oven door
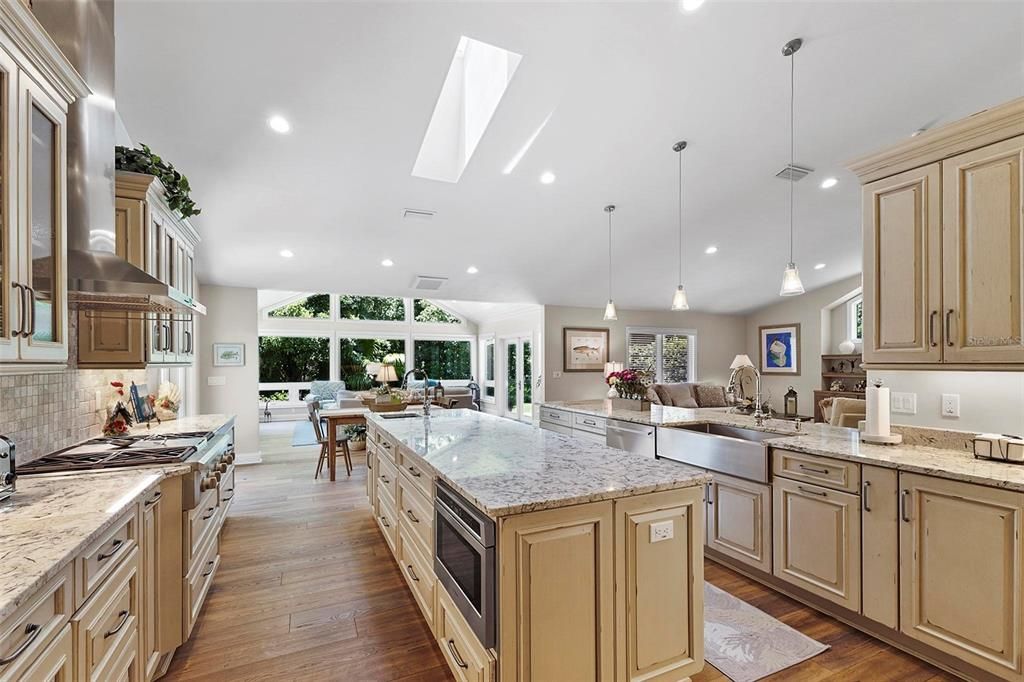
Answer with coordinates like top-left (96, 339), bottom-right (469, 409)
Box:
top-left (434, 498), bottom-right (496, 648)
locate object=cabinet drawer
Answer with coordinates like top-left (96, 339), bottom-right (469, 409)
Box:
top-left (377, 433), bottom-right (398, 464)
top-left (6, 621), bottom-right (72, 682)
top-left (76, 510), bottom-right (138, 609)
top-left (376, 487), bottom-right (398, 555)
top-left (772, 449), bottom-right (860, 494)
top-left (573, 429), bottom-right (606, 445)
top-left (573, 412), bottom-right (606, 435)
top-left (539, 407), bottom-right (570, 426)
top-left (94, 628), bottom-right (138, 682)
top-left (398, 449), bottom-right (433, 501)
top-left (398, 473), bottom-right (433, 556)
top-left (366, 448), bottom-right (377, 507)
top-left (0, 565), bottom-right (73, 681)
top-left (184, 533), bottom-right (219, 640)
top-left (376, 453), bottom-right (399, 503)
top-left (436, 584), bottom-right (495, 682)
top-left (183, 488), bottom-right (219, 569)
top-left (218, 465), bottom-right (236, 511)
top-left (397, 520), bottom-right (435, 630)
top-left (72, 546), bottom-right (139, 682)
top-left (539, 421), bottom-right (572, 436)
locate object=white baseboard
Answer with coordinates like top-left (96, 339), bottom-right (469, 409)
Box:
top-left (234, 450), bottom-right (263, 465)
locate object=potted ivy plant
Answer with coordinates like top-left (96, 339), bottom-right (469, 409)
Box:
top-left (115, 144), bottom-right (201, 219)
top-left (344, 424), bottom-right (367, 452)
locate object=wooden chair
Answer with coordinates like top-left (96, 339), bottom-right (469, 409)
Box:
top-left (308, 400), bottom-right (352, 479)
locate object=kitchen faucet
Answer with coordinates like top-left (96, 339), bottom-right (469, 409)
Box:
top-left (404, 368), bottom-right (432, 417)
top-left (751, 368), bottom-right (768, 427)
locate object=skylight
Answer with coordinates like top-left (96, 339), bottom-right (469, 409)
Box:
top-left (412, 36), bottom-right (522, 183)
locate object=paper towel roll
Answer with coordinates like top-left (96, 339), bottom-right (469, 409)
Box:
top-left (865, 385), bottom-right (890, 437)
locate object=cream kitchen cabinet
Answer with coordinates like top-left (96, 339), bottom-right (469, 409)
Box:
top-left (77, 172), bottom-right (199, 368)
top-left (860, 465), bottom-right (899, 630)
top-left (899, 473), bottom-right (1024, 680)
top-left (706, 473), bottom-right (772, 573)
top-left (851, 97), bottom-right (1024, 368)
top-left (0, 6), bottom-right (87, 369)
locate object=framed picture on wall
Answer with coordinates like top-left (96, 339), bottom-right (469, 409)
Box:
top-left (759, 323), bottom-right (800, 375)
top-left (213, 343), bottom-right (246, 367)
top-left (563, 327), bottom-right (609, 372)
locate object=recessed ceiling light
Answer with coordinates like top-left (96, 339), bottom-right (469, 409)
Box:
top-left (279, 249), bottom-right (294, 258)
top-left (704, 245), bottom-right (718, 254)
top-left (381, 258), bottom-right (394, 267)
top-left (268, 115), bottom-right (291, 134)
top-left (814, 263), bottom-right (826, 270)
top-left (679, 0), bottom-right (706, 13)
top-left (466, 266), bottom-right (479, 274)
top-left (539, 171), bottom-right (556, 184)
top-left (820, 177), bottom-right (838, 189)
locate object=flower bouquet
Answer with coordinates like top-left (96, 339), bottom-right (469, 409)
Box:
top-left (606, 369), bottom-right (653, 411)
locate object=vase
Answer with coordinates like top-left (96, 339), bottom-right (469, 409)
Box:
top-left (610, 397), bottom-right (651, 411)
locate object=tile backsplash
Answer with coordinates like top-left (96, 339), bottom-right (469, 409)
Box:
top-left (0, 317), bottom-right (147, 463)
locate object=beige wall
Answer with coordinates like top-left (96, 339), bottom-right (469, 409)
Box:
top-left (543, 305), bottom-right (746, 403)
top-left (744, 275), bottom-right (862, 414)
top-left (198, 285), bottom-right (259, 457)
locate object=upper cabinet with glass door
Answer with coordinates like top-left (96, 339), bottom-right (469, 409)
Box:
top-left (0, 4), bottom-right (88, 369)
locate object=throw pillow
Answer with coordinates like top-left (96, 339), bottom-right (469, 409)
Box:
top-left (694, 384), bottom-right (728, 408)
top-left (657, 382), bottom-right (698, 408)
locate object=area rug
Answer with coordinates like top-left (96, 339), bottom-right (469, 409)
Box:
top-left (704, 582), bottom-right (829, 682)
top-left (291, 420), bottom-right (317, 447)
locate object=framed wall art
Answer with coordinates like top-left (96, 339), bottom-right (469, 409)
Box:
top-left (563, 327), bottom-right (610, 372)
top-left (759, 323), bottom-right (800, 375)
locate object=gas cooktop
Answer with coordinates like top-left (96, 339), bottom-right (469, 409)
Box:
top-left (19, 431), bottom-right (214, 474)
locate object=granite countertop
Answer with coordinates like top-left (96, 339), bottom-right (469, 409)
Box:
top-left (127, 413), bottom-right (235, 437)
top-left (367, 410), bottom-right (711, 517)
top-left (543, 400), bottom-right (1024, 493)
top-left (0, 465), bottom-right (191, 623)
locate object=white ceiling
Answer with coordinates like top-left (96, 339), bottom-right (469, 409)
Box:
top-left (115, 1), bottom-right (1024, 314)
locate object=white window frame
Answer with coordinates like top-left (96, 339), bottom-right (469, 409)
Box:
top-left (848, 295), bottom-right (864, 343)
top-left (625, 326), bottom-right (697, 383)
top-left (480, 334), bottom-right (496, 404)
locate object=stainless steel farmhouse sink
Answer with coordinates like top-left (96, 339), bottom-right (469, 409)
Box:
top-left (656, 423), bottom-right (784, 483)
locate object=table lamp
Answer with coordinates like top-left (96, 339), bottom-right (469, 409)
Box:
top-left (730, 354), bottom-right (754, 370)
top-left (376, 364), bottom-right (398, 385)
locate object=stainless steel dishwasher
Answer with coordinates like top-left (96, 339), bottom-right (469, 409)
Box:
top-left (606, 419), bottom-right (656, 458)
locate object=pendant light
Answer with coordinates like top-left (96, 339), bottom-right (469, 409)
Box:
top-left (603, 204), bottom-right (618, 320)
top-left (671, 140), bottom-right (690, 311)
top-left (779, 37), bottom-right (805, 297)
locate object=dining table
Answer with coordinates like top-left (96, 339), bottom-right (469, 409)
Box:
top-left (318, 405), bottom-right (426, 481)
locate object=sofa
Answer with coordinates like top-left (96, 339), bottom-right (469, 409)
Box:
top-left (649, 382), bottom-right (730, 409)
top-left (304, 380), bottom-right (364, 410)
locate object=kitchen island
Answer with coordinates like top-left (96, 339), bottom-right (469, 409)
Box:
top-left (364, 409), bottom-right (711, 682)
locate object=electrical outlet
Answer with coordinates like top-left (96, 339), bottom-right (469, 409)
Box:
top-left (552, 371), bottom-right (562, 379)
top-left (941, 393), bottom-right (960, 418)
top-left (650, 520), bottom-right (674, 543)
top-left (892, 392), bottom-right (917, 415)
top-left (94, 389), bottom-right (103, 412)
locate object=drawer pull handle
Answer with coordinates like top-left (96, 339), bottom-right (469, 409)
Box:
top-left (862, 480), bottom-right (872, 512)
top-left (406, 509), bottom-right (419, 523)
top-left (221, 492), bottom-right (234, 502)
top-left (145, 491), bottom-right (162, 507)
top-left (929, 310), bottom-right (939, 347)
top-left (0, 623), bottom-right (40, 665)
top-left (797, 464), bottom-right (829, 475)
top-left (98, 538), bottom-right (124, 562)
top-left (945, 309), bottom-right (955, 347)
top-left (380, 516), bottom-right (390, 528)
top-left (201, 507), bottom-right (216, 520)
top-left (202, 559), bottom-right (216, 577)
top-left (408, 466), bottom-right (422, 478)
top-left (901, 489), bottom-right (911, 522)
top-left (706, 482), bottom-right (714, 505)
top-left (797, 485), bottom-right (828, 497)
top-left (583, 419), bottom-right (596, 426)
top-left (380, 475), bottom-right (390, 484)
top-left (406, 564), bottom-right (420, 582)
top-left (104, 610), bottom-right (131, 639)
top-left (447, 639), bottom-right (469, 669)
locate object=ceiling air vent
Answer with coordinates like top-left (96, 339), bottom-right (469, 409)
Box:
top-left (775, 164), bottom-right (814, 182)
top-left (403, 208), bottom-right (436, 222)
top-left (412, 275), bottom-right (448, 291)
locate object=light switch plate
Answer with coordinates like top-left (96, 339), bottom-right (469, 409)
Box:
top-left (207, 376), bottom-right (226, 386)
top-left (941, 393), bottom-right (960, 418)
top-left (650, 520), bottom-right (674, 543)
top-left (892, 392), bottom-right (917, 415)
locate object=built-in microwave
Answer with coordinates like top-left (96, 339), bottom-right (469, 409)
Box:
top-left (434, 479), bottom-right (496, 648)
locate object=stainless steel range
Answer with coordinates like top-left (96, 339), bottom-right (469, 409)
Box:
top-left (18, 422), bottom-right (235, 508)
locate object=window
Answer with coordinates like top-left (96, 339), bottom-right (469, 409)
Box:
top-left (338, 337), bottom-right (406, 391)
top-left (258, 336), bottom-right (330, 382)
top-left (479, 337), bottom-right (495, 401)
top-left (414, 299), bottom-right (462, 324)
top-left (267, 294), bottom-right (330, 319)
top-left (414, 339), bottom-right (472, 380)
top-left (337, 295), bottom-right (405, 321)
top-left (626, 328), bottom-right (694, 383)
top-left (848, 295), bottom-right (863, 342)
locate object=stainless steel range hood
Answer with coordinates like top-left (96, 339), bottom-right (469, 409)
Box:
top-left (32, 0), bottom-right (205, 317)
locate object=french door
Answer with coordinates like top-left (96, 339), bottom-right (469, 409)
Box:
top-left (503, 336), bottom-right (533, 422)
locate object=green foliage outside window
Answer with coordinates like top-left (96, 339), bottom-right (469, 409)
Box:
top-left (414, 340), bottom-right (471, 380)
top-left (259, 389), bottom-right (290, 402)
top-left (338, 295), bottom-right (405, 321)
top-left (267, 294), bottom-right (330, 319)
top-left (339, 338), bottom-right (405, 391)
top-left (414, 300), bottom-right (461, 324)
top-left (259, 336), bottom-right (329, 382)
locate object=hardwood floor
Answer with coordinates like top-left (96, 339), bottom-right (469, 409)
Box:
top-left (164, 420), bottom-right (954, 682)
